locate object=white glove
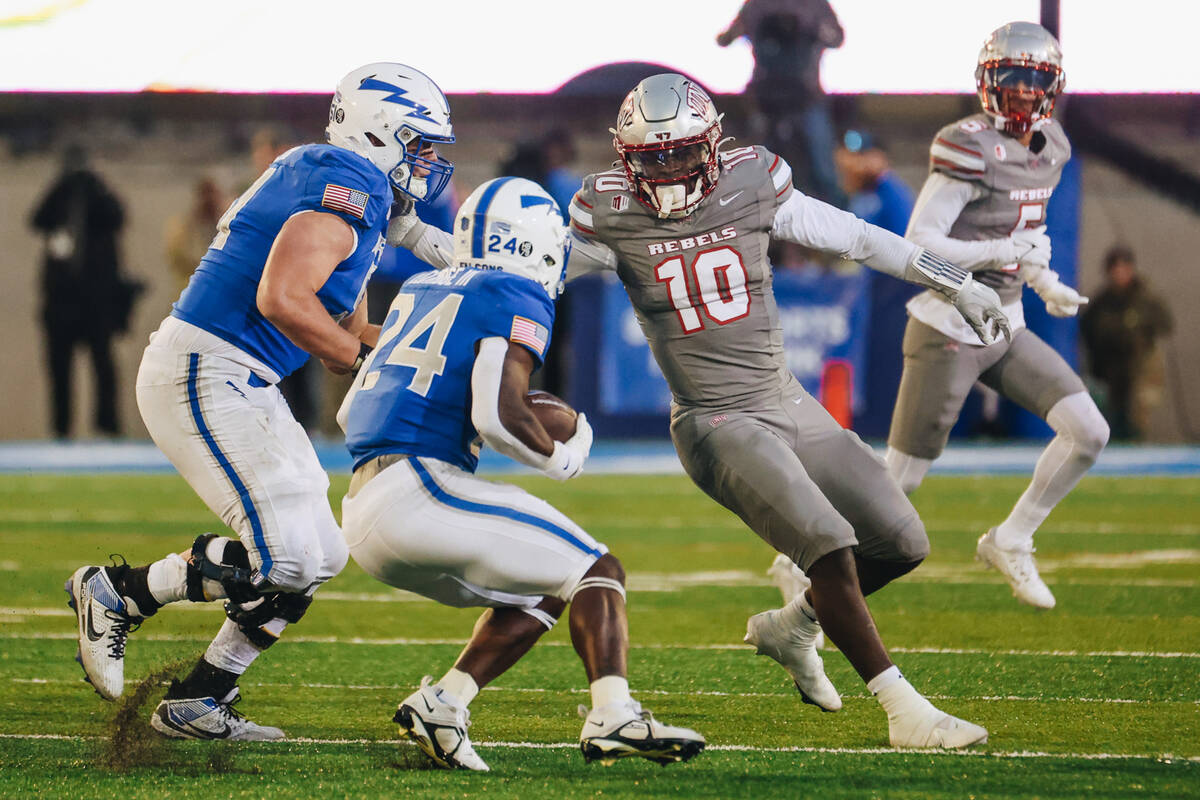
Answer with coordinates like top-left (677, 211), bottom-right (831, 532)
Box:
top-left (385, 197), bottom-right (422, 248)
top-left (1022, 266), bottom-right (1089, 317)
top-left (1005, 225), bottom-right (1052, 270)
top-left (953, 274), bottom-right (1012, 345)
top-left (540, 413), bottom-right (593, 481)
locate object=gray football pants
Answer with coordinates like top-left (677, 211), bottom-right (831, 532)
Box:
top-left (888, 319), bottom-right (1087, 460)
top-left (671, 377), bottom-right (929, 572)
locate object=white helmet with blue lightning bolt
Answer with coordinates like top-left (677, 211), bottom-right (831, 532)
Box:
top-left (326, 63), bottom-right (455, 201)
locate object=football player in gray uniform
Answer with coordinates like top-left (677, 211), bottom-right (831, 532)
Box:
top-left (885, 22), bottom-right (1109, 610)
top-left (392, 74), bottom-right (1006, 749)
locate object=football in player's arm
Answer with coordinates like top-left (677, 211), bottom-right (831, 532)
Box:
top-left (391, 74), bottom-right (995, 750)
top-left (337, 177), bottom-right (704, 771)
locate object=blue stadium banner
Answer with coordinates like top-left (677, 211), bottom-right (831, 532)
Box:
top-left (591, 268), bottom-right (871, 417)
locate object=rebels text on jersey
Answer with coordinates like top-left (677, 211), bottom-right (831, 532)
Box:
top-left (570, 146), bottom-right (794, 409)
top-left (344, 268), bottom-right (555, 473)
top-left (929, 113), bottom-right (1071, 303)
top-left (173, 144), bottom-right (391, 380)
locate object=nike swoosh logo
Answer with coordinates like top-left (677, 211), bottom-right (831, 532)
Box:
top-left (84, 599), bottom-right (105, 642)
top-left (422, 697), bottom-right (436, 713)
top-left (719, 191), bottom-right (743, 206)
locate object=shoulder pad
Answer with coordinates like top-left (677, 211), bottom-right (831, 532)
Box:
top-left (929, 118), bottom-right (990, 182)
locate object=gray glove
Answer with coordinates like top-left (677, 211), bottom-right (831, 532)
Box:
top-left (953, 275), bottom-right (1011, 345)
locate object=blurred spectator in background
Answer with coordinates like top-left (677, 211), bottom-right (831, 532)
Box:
top-left (165, 177), bottom-right (227, 294)
top-left (497, 130), bottom-right (583, 395)
top-left (30, 145), bottom-right (138, 437)
top-left (1080, 245), bottom-right (1174, 440)
top-left (717, 0), bottom-right (846, 207)
top-left (834, 130), bottom-right (913, 234)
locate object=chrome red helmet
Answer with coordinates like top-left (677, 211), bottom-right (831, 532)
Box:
top-left (975, 22), bottom-right (1066, 137)
top-left (612, 74), bottom-right (722, 218)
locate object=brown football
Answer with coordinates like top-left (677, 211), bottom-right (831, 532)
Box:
top-left (525, 390), bottom-right (578, 442)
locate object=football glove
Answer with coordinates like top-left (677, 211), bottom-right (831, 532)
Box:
top-left (386, 197), bottom-right (421, 248)
top-left (541, 413), bottom-right (593, 481)
top-left (1005, 225), bottom-right (1052, 270)
top-left (953, 275), bottom-right (1011, 345)
top-left (1022, 266), bottom-right (1089, 317)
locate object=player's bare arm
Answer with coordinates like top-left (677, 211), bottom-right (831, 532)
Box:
top-left (257, 210), bottom-right (362, 371)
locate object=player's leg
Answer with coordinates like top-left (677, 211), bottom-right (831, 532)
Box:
top-left (976, 331), bottom-right (1109, 608)
top-left (673, 410), bottom-right (847, 712)
top-left (885, 318), bottom-right (996, 493)
top-left (150, 371), bottom-right (344, 740)
top-left (343, 456), bottom-right (702, 769)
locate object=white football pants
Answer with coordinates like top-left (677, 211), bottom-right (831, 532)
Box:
top-left (342, 455), bottom-right (606, 608)
top-left (136, 342), bottom-right (347, 593)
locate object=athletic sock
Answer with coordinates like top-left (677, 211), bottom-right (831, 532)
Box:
top-left (106, 562), bottom-right (161, 618)
top-left (173, 657), bottom-right (240, 701)
top-left (146, 553), bottom-right (190, 605)
top-left (590, 675), bottom-right (633, 710)
top-left (204, 618), bottom-right (265, 674)
top-left (437, 668), bottom-right (480, 706)
top-left (779, 593), bottom-right (820, 629)
top-left (868, 666), bottom-right (936, 720)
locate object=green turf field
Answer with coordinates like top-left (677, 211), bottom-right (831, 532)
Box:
top-left (1, 472), bottom-right (1197, 799)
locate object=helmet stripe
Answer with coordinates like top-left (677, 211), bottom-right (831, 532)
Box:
top-left (471, 177), bottom-right (514, 259)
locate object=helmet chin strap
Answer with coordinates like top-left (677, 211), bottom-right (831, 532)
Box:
top-left (654, 185), bottom-right (683, 218)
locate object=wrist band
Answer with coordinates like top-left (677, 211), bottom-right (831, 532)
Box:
top-left (351, 341), bottom-right (373, 374)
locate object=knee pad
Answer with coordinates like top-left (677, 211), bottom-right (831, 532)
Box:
top-left (1048, 392), bottom-right (1110, 460)
top-left (224, 591), bottom-right (313, 650)
top-left (893, 513), bottom-right (931, 563)
top-left (187, 533), bottom-right (260, 604)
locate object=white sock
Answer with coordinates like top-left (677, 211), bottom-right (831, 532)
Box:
top-left (437, 668), bottom-right (480, 706)
top-left (203, 618), bottom-right (263, 674)
top-left (590, 675), bottom-right (632, 710)
top-left (869, 667), bottom-right (935, 720)
top-left (994, 392), bottom-right (1108, 550)
top-left (779, 593), bottom-right (819, 628)
top-left (147, 553), bottom-right (189, 605)
top-left (885, 448), bottom-right (933, 495)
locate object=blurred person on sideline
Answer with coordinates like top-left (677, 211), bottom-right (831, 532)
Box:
top-left (30, 144), bottom-right (137, 438)
top-left (165, 177), bottom-right (228, 294)
top-left (717, 0), bottom-right (846, 206)
top-left (497, 129), bottom-right (584, 395)
top-left (1080, 245), bottom-right (1173, 440)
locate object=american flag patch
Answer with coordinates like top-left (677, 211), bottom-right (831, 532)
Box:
top-left (510, 316), bottom-right (549, 356)
top-left (321, 184), bottom-right (368, 218)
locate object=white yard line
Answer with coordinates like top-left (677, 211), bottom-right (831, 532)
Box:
top-left (2, 630), bottom-right (1197, 658)
top-left (12, 677), bottom-right (1194, 705)
top-left (0, 732), bottom-right (1195, 763)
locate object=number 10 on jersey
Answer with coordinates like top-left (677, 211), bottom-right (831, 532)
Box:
top-left (654, 246), bottom-right (751, 333)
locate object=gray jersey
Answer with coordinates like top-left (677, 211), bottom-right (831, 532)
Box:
top-left (570, 146), bottom-right (793, 409)
top-left (929, 113), bottom-right (1071, 303)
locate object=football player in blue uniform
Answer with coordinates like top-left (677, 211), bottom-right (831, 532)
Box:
top-left (338, 177), bottom-right (705, 771)
top-left (64, 63), bottom-right (454, 740)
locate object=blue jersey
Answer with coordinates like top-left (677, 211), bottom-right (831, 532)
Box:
top-left (344, 268), bottom-right (555, 472)
top-left (172, 144), bottom-right (390, 379)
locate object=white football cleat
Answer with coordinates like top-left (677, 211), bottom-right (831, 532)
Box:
top-left (150, 682), bottom-right (285, 741)
top-left (766, 554), bottom-right (824, 648)
top-left (579, 700), bottom-right (705, 766)
top-left (744, 607), bottom-right (841, 711)
top-left (976, 529), bottom-right (1056, 609)
top-left (65, 565), bottom-right (141, 701)
top-left (888, 705), bottom-right (988, 749)
top-left (394, 678), bottom-right (489, 771)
